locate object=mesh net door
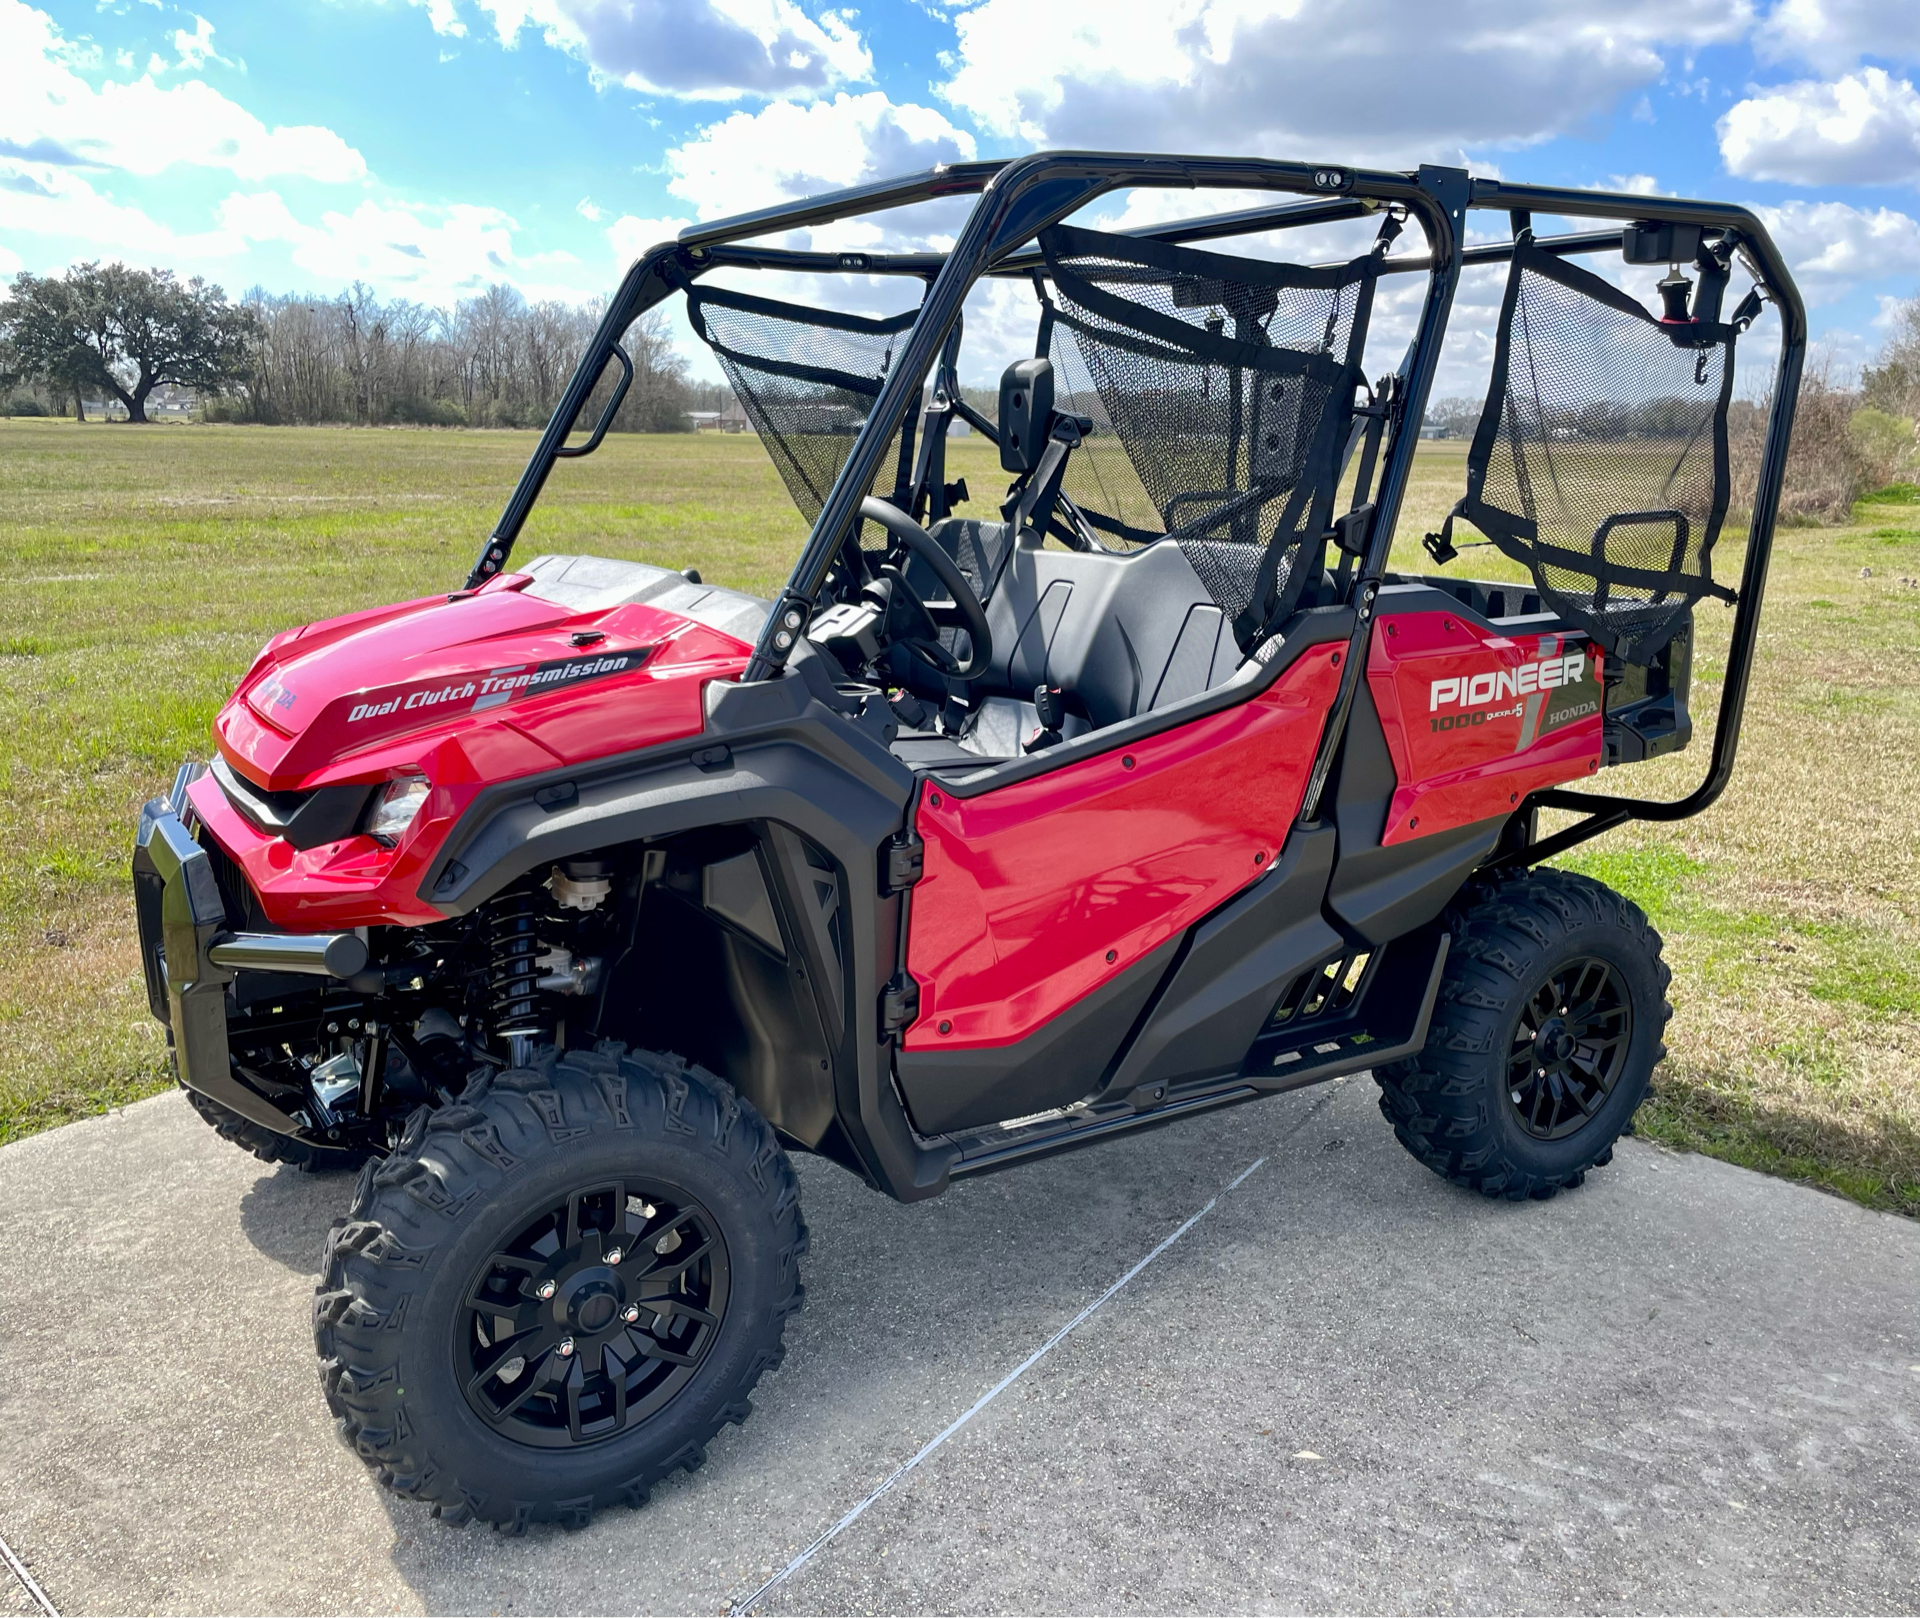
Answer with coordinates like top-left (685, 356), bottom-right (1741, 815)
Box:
top-left (1038, 224), bottom-right (1379, 647)
top-left (1437, 236), bottom-right (1739, 660)
top-left (686, 283), bottom-right (922, 521)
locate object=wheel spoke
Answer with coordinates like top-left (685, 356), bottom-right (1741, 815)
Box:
top-left (467, 1328), bottom-right (561, 1412)
top-left (637, 1335), bottom-right (700, 1368)
top-left (473, 1297), bottom-right (545, 1336)
top-left (485, 1371), bottom-right (549, 1425)
top-left (1533, 1075), bottom-right (1557, 1131)
top-left (639, 1233), bottom-right (715, 1283)
top-left (467, 1269), bottom-right (544, 1316)
top-left (652, 1297), bottom-right (719, 1328)
top-left (564, 1367), bottom-right (585, 1443)
top-left (603, 1342), bottom-right (630, 1429)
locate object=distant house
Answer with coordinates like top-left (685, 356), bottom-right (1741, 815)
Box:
top-left (147, 386), bottom-right (198, 419)
top-left (687, 398), bottom-right (751, 433)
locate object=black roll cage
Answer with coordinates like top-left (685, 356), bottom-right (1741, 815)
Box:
top-left (463, 153), bottom-right (1807, 862)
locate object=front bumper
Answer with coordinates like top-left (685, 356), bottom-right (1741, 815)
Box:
top-left (132, 761), bottom-right (374, 1140)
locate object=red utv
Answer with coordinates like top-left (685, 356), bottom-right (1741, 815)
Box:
top-left (132, 154), bottom-right (1804, 1528)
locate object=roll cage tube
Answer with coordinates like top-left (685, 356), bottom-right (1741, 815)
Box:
top-left (468, 158), bottom-right (1804, 853)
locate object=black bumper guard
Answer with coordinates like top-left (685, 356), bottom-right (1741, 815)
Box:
top-left (132, 761), bottom-right (374, 1138)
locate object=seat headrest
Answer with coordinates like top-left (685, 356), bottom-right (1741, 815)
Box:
top-left (998, 357), bottom-right (1054, 474)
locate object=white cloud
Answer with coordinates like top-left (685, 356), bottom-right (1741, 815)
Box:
top-left (1607, 173), bottom-right (1667, 194)
top-left (170, 15), bottom-right (233, 72)
top-left (664, 92), bottom-right (975, 222)
top-left (417, 0), bottom-right (467, 36)
top-left (606, 212), bottom-right (689, 261)
top-left (465, 0), bottom-right (870, 99)
top-left (939, 0), bottom-right (1753, 165)
top-left (0, 0), bottom-right (366, 182)
top-left (1753, 199), bottom-right (1920, 302)
top-left (0, 156), bottom-right (590, 308)
top-left (1873, 291), bottom-right (1912, 329)
top-left (219, 190), bottom-right (582, 304)
top-left (0, 159), bottom-right (229, 261)
top-left (1719, 68), bottom-right (1920, 186)
top-left (575, 196), bottom-right (604, 222)
top-left (1756, 0), bottom-right (1920, 74)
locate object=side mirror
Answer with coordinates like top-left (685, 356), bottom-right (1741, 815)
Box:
top-left (998, 357), bottom-right (1054, 474)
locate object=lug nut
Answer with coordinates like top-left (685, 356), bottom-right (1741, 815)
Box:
top-left (622, 1304), bottom-right (641, 1323)
top-left (604, 1247), bottom-right (624, 1266)
top-left (557, 1337), bottom-right (575, 1358)
top-left (537, 1280), bottom-right (557, 1300)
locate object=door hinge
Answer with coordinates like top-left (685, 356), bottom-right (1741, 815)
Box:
top-left (879, 972), bottom-right (921, 1037)
top-left (882, 832), bottom-right (924, 895)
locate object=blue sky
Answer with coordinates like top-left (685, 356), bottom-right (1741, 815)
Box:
top-left (5, 0), bottom-right (1920, 391)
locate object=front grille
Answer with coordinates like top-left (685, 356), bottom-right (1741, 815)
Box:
top-left (196, 825), bottom-right (266, 931)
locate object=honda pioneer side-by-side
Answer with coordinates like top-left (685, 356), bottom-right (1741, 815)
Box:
top-left (132, 154), bottom-right (1803, 1528)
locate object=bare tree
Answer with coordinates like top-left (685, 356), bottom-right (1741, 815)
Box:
top-left (1862, 288), bottom-right (1920, 422)
top-left (221, 282), bottom-right (699, 431)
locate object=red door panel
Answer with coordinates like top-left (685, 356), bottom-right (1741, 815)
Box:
top-left (904, 646), bottom-right (1343, 1051)
top-left (1366, 612), bottom-right (1603, 845)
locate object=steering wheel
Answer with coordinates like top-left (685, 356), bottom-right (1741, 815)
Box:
top-left (857, 497), bottom-right (994, 682)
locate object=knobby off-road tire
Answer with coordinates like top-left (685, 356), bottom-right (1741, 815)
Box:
top-left (1376, 868), bottom-right (1670, 1201)
top-left (313, 1044), bottom-right (806, 1530)
top-left (180, 1080), bottom-right (367, 1172)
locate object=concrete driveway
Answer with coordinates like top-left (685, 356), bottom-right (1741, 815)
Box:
top-left (1, 1075), bottom-right (1916, 1616)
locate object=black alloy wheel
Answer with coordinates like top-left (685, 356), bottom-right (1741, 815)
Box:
top-left (461, 1182), bottom-right (729, 1448)
top-left (1504, 956), bottom-right (1633, 1141)
top-left (315, 1046), bottom-right (806, 1529)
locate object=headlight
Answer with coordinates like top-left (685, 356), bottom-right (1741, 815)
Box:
top-left (365, 775), bottom-right (430, 841)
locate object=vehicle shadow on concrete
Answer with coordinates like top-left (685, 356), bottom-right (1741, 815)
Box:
top-left (236, 1161), bottom-right (358, 1272)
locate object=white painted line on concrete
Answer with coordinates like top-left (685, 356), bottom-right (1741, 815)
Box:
top-left (0, 1529), bottom-right (58, 1618)
top-left (730, 1083), bottom-right (1349, 1615)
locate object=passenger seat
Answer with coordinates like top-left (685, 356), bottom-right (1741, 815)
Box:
top-left (890, 521), bottom-right (1248, 770)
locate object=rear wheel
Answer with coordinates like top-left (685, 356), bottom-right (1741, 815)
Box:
top-left (180, 1081), bottom-right (367, 1172)
top-left (313, 1045), bottom-right (805, 1529)
top-left (1375, 868), bottom-right (1669, 1200)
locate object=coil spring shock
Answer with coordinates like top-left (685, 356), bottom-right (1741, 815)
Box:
top-left (487, 888), bottom-right (545, 1058)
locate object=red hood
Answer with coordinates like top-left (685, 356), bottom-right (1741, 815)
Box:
top-left (215, 559), bottom-right (766, 792)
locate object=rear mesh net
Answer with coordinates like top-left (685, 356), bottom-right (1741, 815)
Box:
top-left (1434, 236), bottom-right (1739, 660)
top-left (686, 283), bottom-right (921, 522)
top-left (1038, 223), bottom-right (1379, 646)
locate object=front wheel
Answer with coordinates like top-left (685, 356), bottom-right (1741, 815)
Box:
top-left (314, 1045), bottom-right (806, 1529)
top-left (1375, 868), bottom-right (1670, 1201)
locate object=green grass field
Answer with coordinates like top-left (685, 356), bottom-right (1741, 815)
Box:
top-left (2, 419), bottom-right (1916, 1216)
